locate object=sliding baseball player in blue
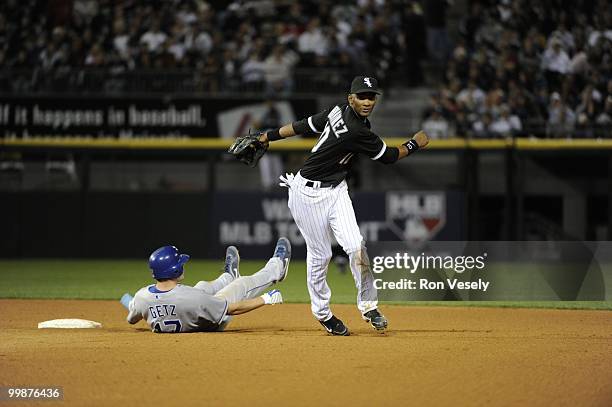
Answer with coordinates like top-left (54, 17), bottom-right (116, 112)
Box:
top-left (120, 237), bottom-right (291, 333)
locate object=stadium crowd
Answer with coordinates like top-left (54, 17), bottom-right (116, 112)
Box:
top-left (422, 0), bottom-right (611, 138)
top-left (0, 0), bottom-right (610, 137)
top-left (0, 0), bottom-right (432, 94)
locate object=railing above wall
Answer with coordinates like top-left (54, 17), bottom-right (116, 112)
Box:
top-left (3, 137), bottom-right (612, 152)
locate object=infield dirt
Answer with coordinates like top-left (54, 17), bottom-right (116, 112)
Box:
top-left (0, 300), bottom-right (610, 406)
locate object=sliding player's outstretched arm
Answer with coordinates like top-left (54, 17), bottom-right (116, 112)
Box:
top-left (227, 290), bottom-right (283, 315)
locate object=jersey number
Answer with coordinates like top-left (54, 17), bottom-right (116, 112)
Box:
top-left (154, 319), bottom-right (182, 333)
top-left (311, 123), bottom-right (331, 153)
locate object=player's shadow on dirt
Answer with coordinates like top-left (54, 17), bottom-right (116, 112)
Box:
top-left (222, 328), bottom-right (493, 336)
top-left (389, 329), bottom-right (492, 334)
top-left (222, 328), bottom-right (296, 334)
top-left (114, 328), bottom-right (493, 334)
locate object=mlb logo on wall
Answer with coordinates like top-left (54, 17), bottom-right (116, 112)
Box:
top-left (385, 192), bottom-right (446, 245)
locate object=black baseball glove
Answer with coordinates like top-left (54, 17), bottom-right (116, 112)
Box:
top-left (227, 129), bottom-right (269, 167)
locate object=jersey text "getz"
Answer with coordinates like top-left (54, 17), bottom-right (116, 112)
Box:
top-left (149, 304), bottom-right (177, 318)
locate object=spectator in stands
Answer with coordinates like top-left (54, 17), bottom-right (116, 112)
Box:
top-left (483, 82), bottom-right (505, 115)
top-left (457, 80), bottom-right (485, 113)
top-left (474, 12), bottom-right (503, 52)
top-left (222, 49), bottom-right (240, 91)
top-left (448, 40), bottom-right (470, 83)
top-left (472, 112), bottom-right (493, 138)
top-left (575, 84), bottom-right (601, 137)
top-left (73, 0), bottom-right (98, 23)
top-left (298, 18), bottom-right (328, 57)
top-left (454, 108), bottom-right (471, 138)
top-left (176, 2), bottom-right (197, 26)
top-left (568, 45), bottom-right (591, 79)
top-left (490, 105), bottom-right (522, 137)
top-left (154, 40), bottom-right (177, 69)
top-left (167, 21), bottom-right (187, 61)
top-left (496, 0), bottom-right (513, 24)
top-left (541, 38), bottom-right (570, 91)
top-left (439, 82), bottom-right (459, 116)
top-left (140, 20), bottom-right (168, 53)
top-left (552, 22), bottom-right (575, 50)
top-left (459, 2), bottom-right (483, 49)
top-left (191, 25), bottom-right (213, 56)
top-left (0, 0), bottom-right (608, 139)
top-left (469, 46), bottom-right (496, 90)
top-left (197, 53), bottom-right (220, 93)
top-left (84, 43), bottom-right (105, 67)
top-left (594, 96), bottom-right (612, 137)
top-left (134, 42), bottom-right (152, 68)
top-left (2, 0), bottom-right (429, 94)
top-left (39, 42), bottom-right (63, 70)
top-left (241, 51), bottom-right (265, 91)
top-left (547, 92), bottom-right (576, 137)
top-left (438, 0), bottom-right (611, 139)
top-left (587, 13), bottom-right (612, 48)
top-left (263, 44), bottom-right (299, 96)
top-left (519, 35), bottom-right (543, 79)
top-left (422, 107), bottom-right (451, 139)
top-left (112, 19), bottom-right (130, 60)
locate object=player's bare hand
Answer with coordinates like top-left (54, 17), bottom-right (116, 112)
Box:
top-left (259, 133), bottom-right (269, 147)
top-left (413, 130), bottom-right (429, 148)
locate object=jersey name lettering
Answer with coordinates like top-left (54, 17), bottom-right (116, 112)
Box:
top-left (149, 304), bottom-right (177, 318)
top-left (327, 106), bottom-right (348, 137)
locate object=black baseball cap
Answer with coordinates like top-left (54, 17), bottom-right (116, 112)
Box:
top-left (350, 76), bottom-right (382, 95)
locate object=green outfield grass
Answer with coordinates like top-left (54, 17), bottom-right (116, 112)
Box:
top-left (0, 259), bottom-right (332, 302)
top-left (0, 260), bottom-right (610, 310)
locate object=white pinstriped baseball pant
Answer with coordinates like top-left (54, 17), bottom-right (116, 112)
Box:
top-left (286, 172), bottom-right (378, 321)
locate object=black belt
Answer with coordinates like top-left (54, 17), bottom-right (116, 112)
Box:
top-left (305, 180), bottom-right (339, 188)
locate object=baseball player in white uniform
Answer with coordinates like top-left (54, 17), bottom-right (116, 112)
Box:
top-left (259, 76), bottom-right (429, 335)
top-left (120, 237), bottom-right (291, 333)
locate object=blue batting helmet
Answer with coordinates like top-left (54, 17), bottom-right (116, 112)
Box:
top-left (149, 245), bottom-right (190, 280)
